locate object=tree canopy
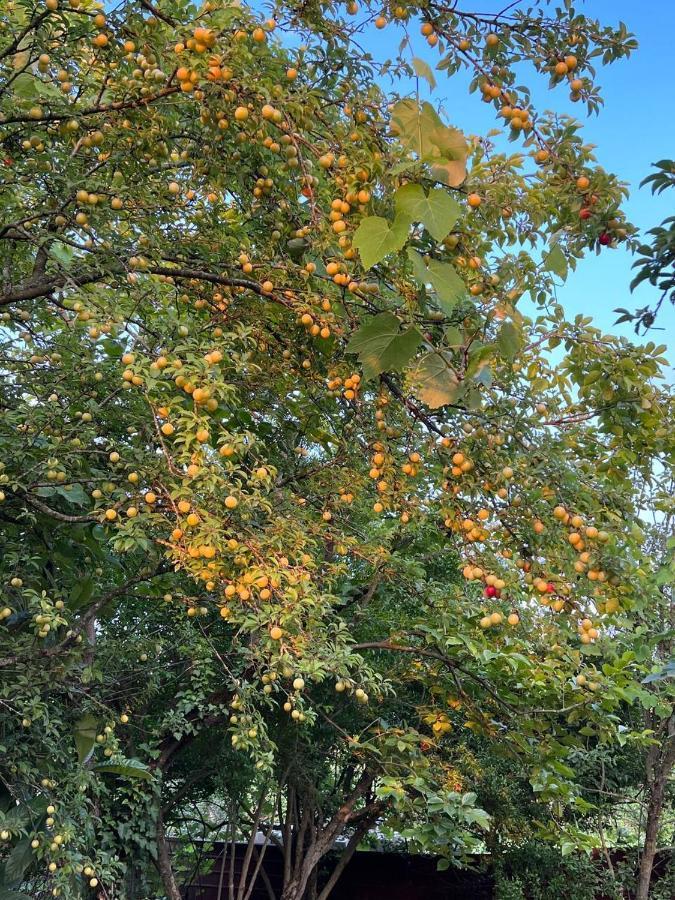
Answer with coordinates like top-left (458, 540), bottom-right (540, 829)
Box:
top-left (0, 1), bottom-right (673, 899)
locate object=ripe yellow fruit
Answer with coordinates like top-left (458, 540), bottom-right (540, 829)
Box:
top-left (270, 625), bottom-right (283, 640)
top-left (104, 508), bottom-right (117, 521)
top-left (234, 106), bottom-right (249, 122)
top-left (145, 492), bottom-right (157, 504)
top-left (225, 495), bottom-right (238, 509)
top-left (161, 422), bottom-right (174, 436)
top-left (576, 175), bottom-right (590, 191)
top-left (467, 193), bottom-right (482, 208)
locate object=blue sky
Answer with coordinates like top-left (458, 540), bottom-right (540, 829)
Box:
top-left (359, 0), bottom-right (674, 354)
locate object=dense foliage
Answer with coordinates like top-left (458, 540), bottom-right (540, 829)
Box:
top-left (0, 1), bottom-right (673, 899)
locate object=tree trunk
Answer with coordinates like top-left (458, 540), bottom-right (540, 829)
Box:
top-left (156, 808), bottom-right (183, 900)
top-left (636, 711), bottom-right (675, 900)
top-left (635, 770), bottom-right (667, 900)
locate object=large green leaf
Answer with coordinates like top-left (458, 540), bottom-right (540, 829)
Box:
top-left (543, 244), bottom-right (568, 280)
top-left (409, 351), bottom-right (462, 409)
top-left (496, 322), bottom-right (524, 360)
top-left (642, 658), bottom-right (675, 683)
top-left (408, 249), bottom-right (466, 314)
top-left (73, 714), bottom-right (98, 764)
top-left (4, 840), bottom-right (34, 884)
top-left (391, 100), bottom-right (468, 186)
top-left (36, 483), bottom-right (88, 506)
top-left (92, 760), bottom-right (153, 782)
top-left (68, 575), bottom-right (95, 611)
top-left (445, 326), bottom-right (463, 348)
top-left (347, 313), bottom-right (423, 381)
top-left (352, 215), bottom-right (409, 269)
top-left (394, 184), bottom-right (461, 241)
top-left (411, 57), bottom-right (436, 90)
top-left (11, 73), bottom-right (39, 100)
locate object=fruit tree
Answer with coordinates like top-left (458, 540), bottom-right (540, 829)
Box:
top-left (0, 1), bottom-right (673, 898)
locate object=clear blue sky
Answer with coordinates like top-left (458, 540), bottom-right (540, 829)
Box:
top-left (360, 0), bottom-right (674, 353)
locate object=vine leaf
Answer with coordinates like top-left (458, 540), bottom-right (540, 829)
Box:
top-left (395, 183), bottom-right (461, 241)
top-left (352, 215), bottom-right (409, 269)
top-left (409, 351), bottom-right (462, 408)
top-left (347, 312), bottom-right (423, 381)
top-left (391, 100), bottom-right (468, 186)
top-left (543, 244), bottom-right (568, 280)
top-left (411, 57), bottom-right (436, 90)
top-left (408, 249), bottom-right (466, 314)
top-left (496, 322), bottom-right (524, 360)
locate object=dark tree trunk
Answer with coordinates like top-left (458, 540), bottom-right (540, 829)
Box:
top-left (156, 807), bottom-right (183, 900)
top-left (636, 712), bottom-right (675, 900)
top-left (635, 774), bottom-right (667, 900)
top-left (279, 771), bottom-right (381, 900)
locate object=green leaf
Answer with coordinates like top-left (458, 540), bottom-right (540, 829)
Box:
top-left (466, 343), bottom-right (494, 379)
top-left (69, 576), bottom-right (94, 611)
top-left (73, 714), bottom-right (98, 764)
top-left (642, 659), bottom-right (675, 683)
top-left (48, 242), bottom-right (74, 267)
top-left (346, 313), bottom-right (422, 380)
top-left (496, 322), bottom-right (524, 360)
top-left (394, 184), bottom-right (461, 241)
top-left (409, 351), bottom-right (461, 409)
top-left (444, 326), bottom-right (463, 347)
top-left (543, 244), bottom-right (568, 280)
top-left (352, 215), bottom-right (409, 269)
top-left (391, 100), bottom-right (468, 186)
top-left (12, 73), bottom-right (39, 101)
top-left (93, 760), bottom-right (153, 782)
top-left (36, 483), bottom-right (88, 506)
top-left (408, 250), bottom-right (466, 314)
top-left (411, 57), bottom-right (436, 90)
top-left (0, 891), bottom-right (32, 900)
top-left (4, 840), bottom-right (34, 884)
